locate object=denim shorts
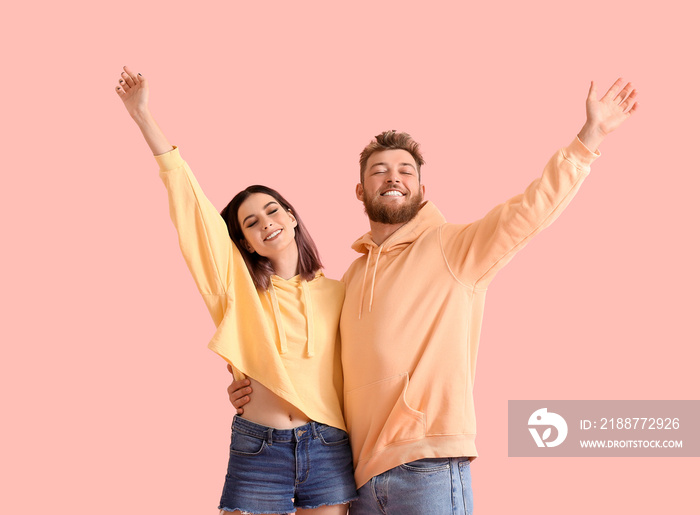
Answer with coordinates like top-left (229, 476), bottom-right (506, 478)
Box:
top-left (218, 416), bottom-right (358, 514)
top-left (350, 457), bottom-right (473, 515)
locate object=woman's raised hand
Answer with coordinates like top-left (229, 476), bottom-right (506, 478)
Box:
top-left (115, 65), bottom-right (149, 118)
top-left (114, 66), bottom-right (172, 156)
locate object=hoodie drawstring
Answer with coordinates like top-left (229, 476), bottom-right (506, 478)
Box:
top-left (358, 245), bottom-right (383, 318)
top-left (268, 284), bottom-right (288, 354)
top-left (301, 280), bottom-right (315, 357)
top-left (368, 246), bottom-right (383, 313)
top-left (358, 247), bottom-right (372, 319)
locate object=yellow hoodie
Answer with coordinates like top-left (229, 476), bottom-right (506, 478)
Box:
top-left (340, 137), bottom-right (599, 487)
top-left (157, 147), bottom-right (346, 431)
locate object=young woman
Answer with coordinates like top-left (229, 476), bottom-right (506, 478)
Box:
top-left (116, 66), bottom-right (357, 515)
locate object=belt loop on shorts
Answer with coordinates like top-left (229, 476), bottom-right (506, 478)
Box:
top-left (266, 427), bottom-right (273, 445)
top-left (310, 421), bottom-right (319, 439)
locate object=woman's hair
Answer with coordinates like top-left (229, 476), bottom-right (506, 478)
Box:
top-left (220, 185), bottom-right (323, 290)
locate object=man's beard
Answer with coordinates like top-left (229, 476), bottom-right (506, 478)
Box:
top-left (362, 190), bottom-right (424, 225)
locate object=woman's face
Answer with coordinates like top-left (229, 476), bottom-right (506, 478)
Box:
top-left (237, 193), bottom-right (298, 258)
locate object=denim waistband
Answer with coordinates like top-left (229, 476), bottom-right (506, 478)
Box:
top-left (232, 416), bottom-right (328, 444)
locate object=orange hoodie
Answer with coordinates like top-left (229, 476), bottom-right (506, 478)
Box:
top-left (340, 137), bottom-right (599, 487)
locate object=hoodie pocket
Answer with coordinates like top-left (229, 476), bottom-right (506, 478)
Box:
top-left (345, 372), bottom-right (426, 462)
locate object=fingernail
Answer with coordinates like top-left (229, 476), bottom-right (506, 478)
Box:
top-left (119, 80), bottom-right (124, 83)
top-left (138, 73), bottom-right (142, 76)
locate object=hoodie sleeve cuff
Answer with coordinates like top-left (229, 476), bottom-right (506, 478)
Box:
top-left (562, 137), bottom-right (601, 170)
top-left (154, 146), bottom-right (183, 172)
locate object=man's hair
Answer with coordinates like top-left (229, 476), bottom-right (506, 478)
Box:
top-left (220, 185), bottom-right (323, 291)
top-left (359, 130), bottom-right (425, 184)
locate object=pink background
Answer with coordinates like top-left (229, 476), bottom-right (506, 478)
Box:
top-left (2, 1), bottom-right (698, 513)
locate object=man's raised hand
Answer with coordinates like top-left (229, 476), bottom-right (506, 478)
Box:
top-left (578, 78), bottom-right (639, 151)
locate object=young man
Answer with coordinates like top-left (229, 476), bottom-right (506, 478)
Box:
top-left (230, 79), bottom-right (638, 514)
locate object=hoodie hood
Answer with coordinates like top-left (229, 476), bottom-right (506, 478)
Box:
top-left (351, 201), bottom-right (446, 318)
top-left (351, 201), bottom-right (446, 254)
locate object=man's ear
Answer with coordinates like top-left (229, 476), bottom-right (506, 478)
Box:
top-left (356, 183), bottom-right (364, 201)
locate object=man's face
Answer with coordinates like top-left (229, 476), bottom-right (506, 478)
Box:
top-left (356, 149), bottom-right (425, 225)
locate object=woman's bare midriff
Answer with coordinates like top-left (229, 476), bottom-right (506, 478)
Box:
top-left (239, 377), bottom-right (311, 429)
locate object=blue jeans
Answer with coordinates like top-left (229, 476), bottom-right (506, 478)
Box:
top-left (219, 416), bottom-right (358, 514)
top-left (349, 457), bottom-right (473, 515)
